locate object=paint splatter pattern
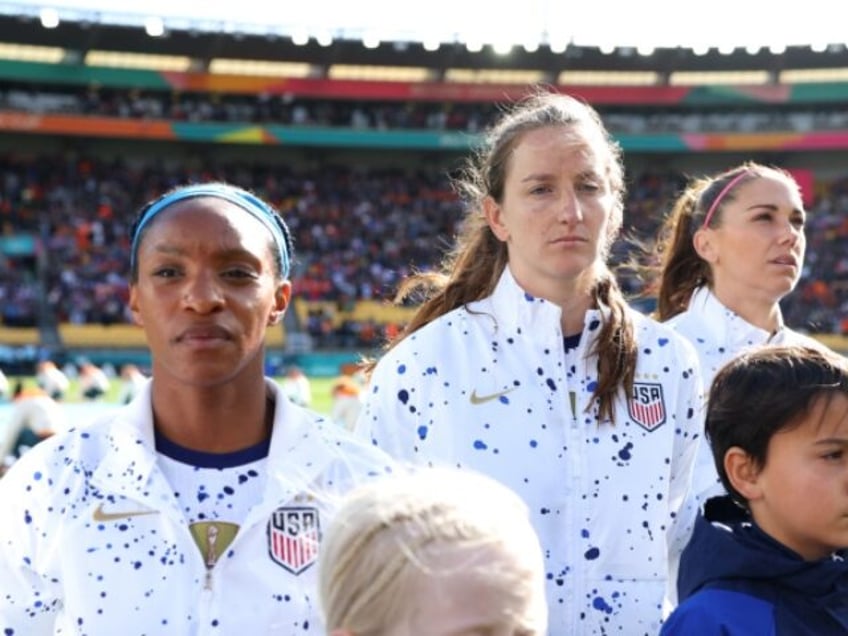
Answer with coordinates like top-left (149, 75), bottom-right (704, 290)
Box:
top-left (0, 380), bottom-right (394, 635)
top-left (357, 269), bottom-right (704, 635)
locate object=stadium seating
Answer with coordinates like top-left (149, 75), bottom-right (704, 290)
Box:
top-left (0, 16), bottom-right (846, 360)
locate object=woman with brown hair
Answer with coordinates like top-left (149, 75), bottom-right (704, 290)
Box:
top-left (356, 91), bottom-right (705, 634)
top-left (654, 161), bottom-right (827, 501)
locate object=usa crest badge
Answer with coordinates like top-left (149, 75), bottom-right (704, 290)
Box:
top-left (268, 506), bottom-right (321, 574)
top-left (628, 382), bottom-right (666, 432)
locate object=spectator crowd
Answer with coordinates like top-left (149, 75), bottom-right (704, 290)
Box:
top-left (6, 83), bottom-right (848, 135)
top-left (0, 152), bottom-right (845, 348)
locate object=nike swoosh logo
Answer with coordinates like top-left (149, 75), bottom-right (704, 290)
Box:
top-left (92, 502), bottom-right (159, 522)
top-left (469, 387), bottom-right (515, 405)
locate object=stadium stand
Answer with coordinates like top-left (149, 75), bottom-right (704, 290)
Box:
top-left (0, 10), bottom-right (845, 365)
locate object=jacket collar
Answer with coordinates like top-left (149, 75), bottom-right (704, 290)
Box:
top-left (484, 266), bottom-right (610, 349)
top-left (90, 379), bottom-right (338, 511)
top-left (90, 379), bottom-right (158, 499)
top-left (685, 286), bottom-right (788, 350)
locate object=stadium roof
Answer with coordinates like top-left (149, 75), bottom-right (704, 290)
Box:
top-left (6, 0), bottom-right (845, 50)
top-left (1, 0), bottom-right (847, 78)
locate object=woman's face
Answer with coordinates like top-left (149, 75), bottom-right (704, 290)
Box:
top-left (484, 125), bottom-right (619, 302)
top-left (695, 173), bottom-right (806, 307)
top-left (129, 197), bottom-right (289, 388)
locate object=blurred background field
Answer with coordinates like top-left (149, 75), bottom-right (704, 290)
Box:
top-left (2, 374), bottom-right (338, 416)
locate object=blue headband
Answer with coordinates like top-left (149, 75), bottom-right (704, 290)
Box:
top-left (130, 183), bottom-right (291, 278)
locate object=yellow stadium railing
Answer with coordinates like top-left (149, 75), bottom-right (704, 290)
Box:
top-left (57, 323), bottom-right (286, 348)
top-left (294, 299), bottom-right (415, 329)
top-left (0, 326), bottom-right (40, 345)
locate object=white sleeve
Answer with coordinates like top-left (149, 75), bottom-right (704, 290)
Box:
top-left (664, 338), bottom-right (707, 615)
top-left (0, 451), bottom-right (61, 634)
top-left (354, 351), bottom-right (429, 467)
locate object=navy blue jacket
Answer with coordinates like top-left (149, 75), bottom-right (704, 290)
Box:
top-left (661, 497), bottom-right (848, 635)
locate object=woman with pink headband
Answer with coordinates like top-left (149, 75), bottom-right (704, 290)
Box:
top-left (652, 161), bottom-right (827, 503)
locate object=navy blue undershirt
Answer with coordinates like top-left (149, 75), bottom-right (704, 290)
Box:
top-left (155, 429), bottom-right (271, 469)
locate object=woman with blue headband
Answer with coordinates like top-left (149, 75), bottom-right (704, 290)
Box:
top-left (0, 182), bottom-right (394, 635)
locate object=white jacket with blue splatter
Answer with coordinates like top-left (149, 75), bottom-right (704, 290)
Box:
top-left (357, 267), bottom-right (706, 636)
top-left (0, 379), bottom-right (394, 636)
top-left (667, 285), bottom-right (829, 504)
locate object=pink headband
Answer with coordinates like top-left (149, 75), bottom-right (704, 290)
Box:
top-left (702, 170), bottom-right (750, 228)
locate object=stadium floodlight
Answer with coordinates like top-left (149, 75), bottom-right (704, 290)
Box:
top-left (459, 26), bottom-right (487, 53)
top-left (810, 42), bottom-right (829, 53)
top-left (523, 40), bottom-right (539, 53)
top-left (0, 43), bottom-right (64, 63)
top-left (692, 45), bottom-right (710, 56)
top-left (745, 44), bottom-right (762, 55)
top-left (362, 34), bottom-right (380, 49)
top-left (291, 30), bottom-right (309, 46)
top-left (636, 45), bottom-right (655, 57)
top-left (144, 16), bottom-right (165, 38)
top-left (39, 8), bottom-right (59, 29)
top-left (599, 44), bottom-right (616, 55)
top-left (493, 41), bottom-right (512, 55)
top-left (210, 58), bottom-right (311, 77)
top-left (769, 43), bottom-right (787, 55)
top-left (316, 31), bottom-right (333, 47)
top-left (87, 50), bottom-right (191, 71)
top-left (423, 39), bottom-right (440, 52)
top-left (718, 44), bottom-right (736, 55)
top-left (549, 39), bottom-right (568, 54)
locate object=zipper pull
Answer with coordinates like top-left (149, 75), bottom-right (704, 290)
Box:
top-left (203, 522), bottom-right (220, 590)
